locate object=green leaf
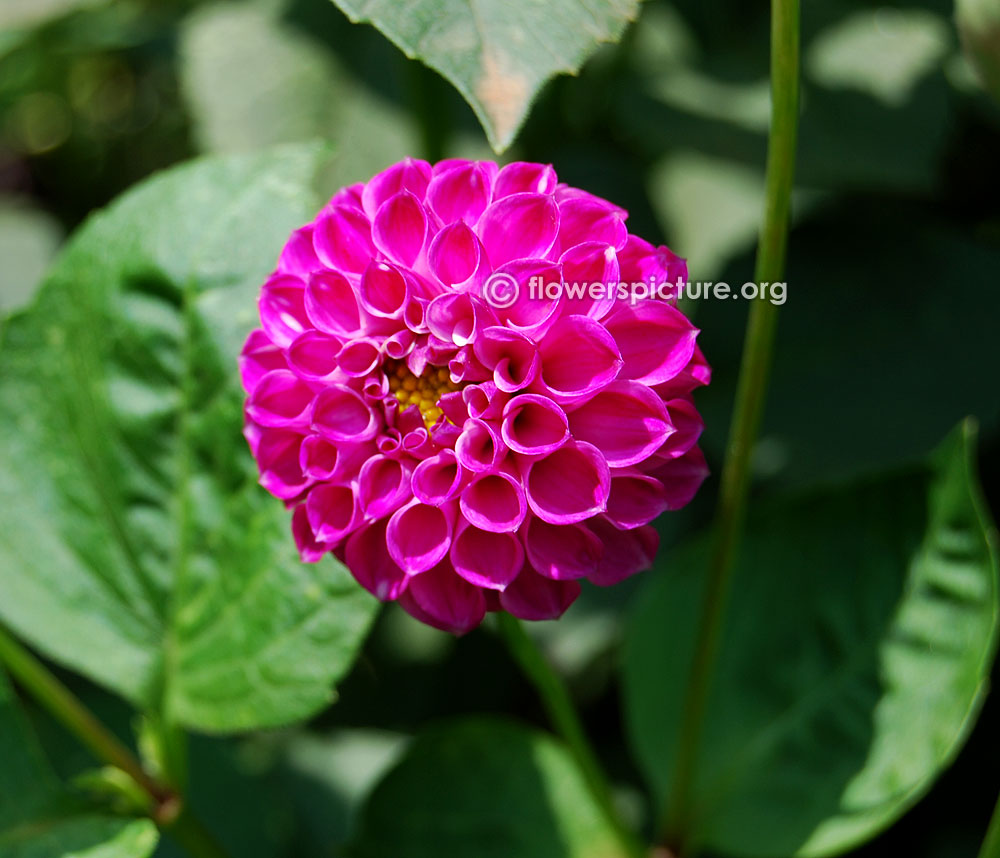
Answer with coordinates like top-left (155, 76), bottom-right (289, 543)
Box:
top-left (0, 145), bottom-right (379, 733)
top-left (0, 671), bottom-right (158, 858)
top-left (351, 719), bottom-right (626, 858)
top-left (327, 0), bottom-right (641, 152)
top-left (623, 421), bottom-right (999, 857)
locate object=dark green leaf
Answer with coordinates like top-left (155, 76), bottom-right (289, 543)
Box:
top-left (623, 421), bottom-right (999, 856)
top-left (352, 719), bottom-right (625, 858)
top-left (0, 671), bottom-right (158, 857)
top-left (0, 146), bottom-right (379, 733)
top-left (328, 0), bottom-right (641, 151)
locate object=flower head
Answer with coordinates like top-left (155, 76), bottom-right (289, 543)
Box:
top-left (241, 158), bottom-right (710, 634)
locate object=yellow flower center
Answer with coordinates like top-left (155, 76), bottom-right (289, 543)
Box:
top-left (386, 359), bottom-right (460, 429)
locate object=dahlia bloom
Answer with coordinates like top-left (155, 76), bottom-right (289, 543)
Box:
top-left (241, 158), bottom-right (710, 634)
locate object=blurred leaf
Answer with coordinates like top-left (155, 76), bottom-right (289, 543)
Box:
top-left (0, 146), bottom-right (378, 733)
top-left (957, 0), bottom-right (1000, 102)
top-left (179, 5), bottom-right (339, 153)
top-left (0, 0), bottom-right (102, 31)
top-left (327, 0), bottom-right (641, 151)
top-left (0, 199), bottom-right (62, 315)
top-left (623, 421), bottom-right (999, 856)
top-left (0, 671), bottom-right (158, 857)
top-left (351, 718), bottom-right (625, 858)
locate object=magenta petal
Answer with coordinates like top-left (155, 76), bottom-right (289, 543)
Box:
top-left (345, 518), bottom-right (409, 601)
top-left (499, 566), bottom-right (580, 621)
top-left (501, 394), bottom-right (568, 455)
top-left (479, 193), bottom-right (560, 266)
top-left (557, 198), bottom-right (628, 252)
top-left (299, 435), bottom-right (374, 482)
top-left (491, 259), bottom-right (563, 338)
top-left (358, 454), bottom-right (413, 519)
top-left (463, 382), bottom-right (507, 420)
top-left (336, 338), bottom-right (381, 378)
top-left (311, 385), bottom-right (378, 441)
top-left (255, 429), bottom-right (310, 499)
top-left (450, 521), bottom-right (523, 590)
top-left (259, 274), bottom-right (309, 348)
top-left (399, 560), bottom-right (487, 635)
top-left (247, 370), bottom-right (314, 428)
top-left (657, 397), bottom-right (704, 459)
top-left (412, 450), bottom-right (467, 506)
top-left (605, 472), bottom-right (669, 528)
top-left (361, 158), bottom-right (432, 218)
top-left (305, 482), bottom-right (360, 544)
top-left (427, 161), bottom-right (493, 225)
top-left (494, 162), bottom-right (557, 197)
top-left (427, 221), bottom-right (487, 288)
top-left (524, 516), bottom-right (602, 580)
top-left (617, 234), bottom-right (687, 287)
top-left (292, 504), bottom-right (331, 563)
top-left (459, 470), bottom-right (526, 533)
top-left (305, 270), bottom-right (363, 337)
top-left (559, 241), bottom-right (619, 319)
top-left (240, 329), bottom-right (288, 392)
top-left (522, 440), bottom-right (610, 524)
top-left (585, 517), bottom-right (659, 586)
top-left (426, 292), bottom-right (491, 347)
top-left (537, 315), bottom-right (622, 401)
top-left (277, 225), bottom-right (322, 278)
top-left (387, 499), bottom-right (454, 574)
top-left (373, 191), bottom-right (427, 268)
top-left (473, 326), bottom-right (540, 393)
top-left (359, 261), bottom-right (409, 320)
top-left (604, 302), bottom-right (699, 385)
top-left (647, 445), bottom-right (710, 510)
top-left (314, 204), bottom-right (375, 274)
top-left (566, 380), bottom-right (672, 467)
top-left (287, 330), bottom-right (341, 381)
top-left (455, 418), bottom-right (505, 473)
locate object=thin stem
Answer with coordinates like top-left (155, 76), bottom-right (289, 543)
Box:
top-left (661, 0), bottom-right (800, 850)
top-left (0, 624), bottom-right (231, 858)
top-left (979, 788), bottom-right (1000, 858)
top-left (496, 613), bottom-right (646, 858)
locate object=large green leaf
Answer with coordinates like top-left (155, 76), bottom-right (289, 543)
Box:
top-left (328, 0), bottom-right (641, 151)
top-left (351, 719), bottom-right (625, 858)
top-left (0, 671), bottom-right (158, 858)
top-left (0, 146), bottom-right (378, 733)
top-left (623, 421), bottom-right (999, 857)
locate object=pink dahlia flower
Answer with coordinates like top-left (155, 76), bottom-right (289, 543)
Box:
top-left (241, 158), bottom-right (710, 634)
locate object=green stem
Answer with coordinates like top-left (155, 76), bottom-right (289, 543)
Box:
top-left (661, 0), bottom-right (800, 850)
top-left (0, 625), bottom-right (230, 858)
top-left (496, 613), bottom-right (646, 858)
top-left (979, 788), bottom-right (1000, 858)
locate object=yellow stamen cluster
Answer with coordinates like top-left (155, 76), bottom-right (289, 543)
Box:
top-left (386, 359), bottom-right (460, 429)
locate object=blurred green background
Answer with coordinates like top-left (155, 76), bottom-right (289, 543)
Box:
top-left (1, 0), bottom-right (998, 854)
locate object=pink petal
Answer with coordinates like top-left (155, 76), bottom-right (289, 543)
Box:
top-left (259, 274), bottom-right (309, 348)
top-left (311, 385), bottom-right (378, 442)
top-left (277, 225), bottom-right (322, 278)
top-left (336, 338), bottom-right (381, 378)
top-left (361, 158), bottom-right (432, 218)
top-left (450, 521), bottom-right (523, 590)
top-left (427, 220), bottom-right (488, 289)
top-left (501, 394), bottom-right (569, 456)
top-left (358, 455), bottom-right (413, 518)
top-left (399, 560), bottom-right (486, 635)
top-left (585, 517), bottom-right (658, 586)
top-left (246, 370), bottom-right (314, 428)
top-left (524, 516), bottom-right (602, 580)
top-left (455, 418), bottom-right (505, 473)
top-left (647, 445), bottom-right (710, 510)
top-left (459, 470), bottom-right (526, 533)
top-left (359, 261), bottom-right (409, 321)
top-left (557, 199), bottom-right (628, 253)
top-left (345, 518), bottom-right (409, 600)
top-left (305, 482), bottom-right (360, 545)
top-left (473, 326), bottom-right (540, 393)
top-left (255, 429), bottom-right (310, 499)
top-left (314, 204), bottom-right (375, 274)
top-left (463, 382), bottom-right (508, 420)
top-left (240, 329), bottom-right (287, 392)
top-left (522, 440), bottom-right (610, 524)
top-left (426, 292), bottom-right (493, 347)
top-left (292, 504), bottom-right (331, 563)
top-left (287, 330), bottom-right (341, 381)
top-left (412, 450), bottom-right (468, 506)
top-left (617, 235), bottom-right (687, 288)
top-left (426, 161), bottom-right (494, 225)
top-left (536, 315), bottom-right (622, 401)
top-left (499, 566), bottom-right (580, 621)
top-left (479, 193), bottom-right (560, 266)
top-left (604, 472), bottom-right (669, 528)
top-left (566, 380), bottom-right (672, 467)
top-left (494, 162), bottom-right (557, 197)
top-left (373, 191), bottom-right (427, 268)
top-left (559, 242), bottom-right (619, 319)
top-left (490, 259), bottom-right (563, 338)
top-left (299, 435), bottom-right (374, 482)
top-left (387, 499), bottom-right (454, 574)
top-left (305, 270), bottom-right (363, 337)
top-left (604, 302), bottom-right (698, 386)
